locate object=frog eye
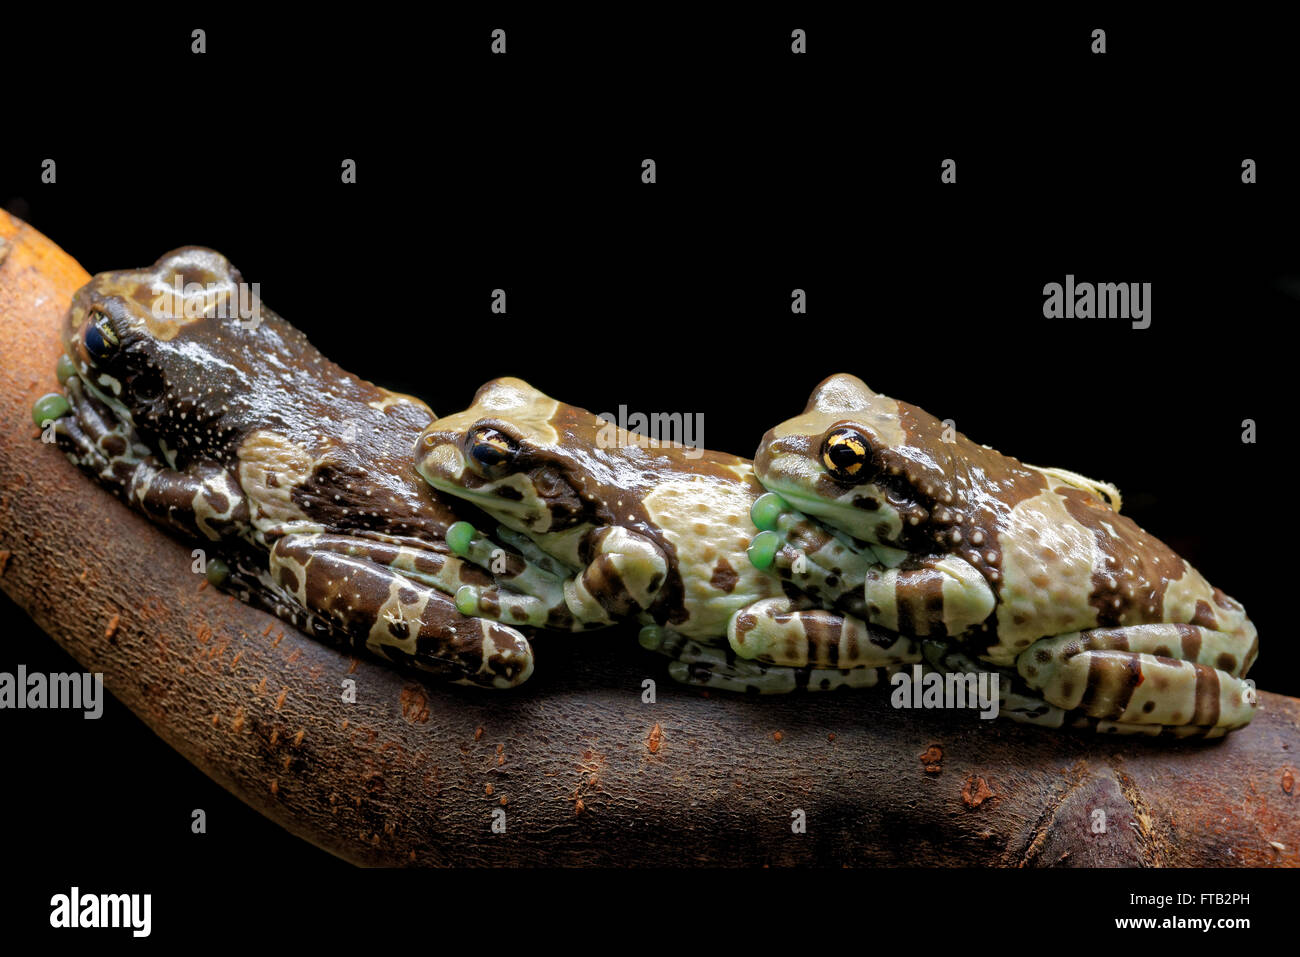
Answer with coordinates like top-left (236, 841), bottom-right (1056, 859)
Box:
top-left (83, 311), bottom-right (118, 362)
top-left (821, 428), bottom-right (877, 484)
top-left (467, 427), bottom-right (519, 479)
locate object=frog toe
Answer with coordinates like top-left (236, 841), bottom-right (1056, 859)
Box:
top-left (747, 530), bottom-right (780, 570)
top-left (750, 492), bottom-right (790, 531)
top-left (460, 620), bottom-right (535, 689)
top-left (31, 392), bottom-right (70, 429)
top-left (446, 521), bottom-right (476, 556)
top-left (456, 583), bottom-right (552, 629)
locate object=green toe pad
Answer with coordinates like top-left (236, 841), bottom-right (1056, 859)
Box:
top-left (455, 585), bottom-right (479, 616)
top-left (32, 392), bottom-right (70, 427)
top-left (446, 521), bottom-right (475, 556)
top-left (747, 530), bottom-right (780, 570)
top-left (750, 492), bottom-right (789, 531)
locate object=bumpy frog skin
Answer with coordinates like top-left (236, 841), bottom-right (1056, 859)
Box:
top-left (415, 378), bottom-right (922, 693)
top-left (41, 248), bottom-right (537, 688)
top-left (750, 373), bottom-right (1259, 736)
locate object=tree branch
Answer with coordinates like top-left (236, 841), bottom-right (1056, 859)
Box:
top-left (2, 213), bottom-right (1296, 866)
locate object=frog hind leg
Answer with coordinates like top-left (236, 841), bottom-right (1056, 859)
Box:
top-left (726, 597), bottom-right (922, 670)
top-left (214, 548), bottom-right (356, 645)
top-left (923, 640), bottom-right (1231, 737)
top-left (269, 534), bottom-right (534, 688)
top-left (641, 626), bottom-right (889, 694)
top-left (1016, 623), bottom-right (1258, 733)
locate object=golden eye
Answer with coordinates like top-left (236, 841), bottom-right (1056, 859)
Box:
top-left (467, 426), bottom-right (519, 479)
top-left (821, 428), bottom-right (876, 484)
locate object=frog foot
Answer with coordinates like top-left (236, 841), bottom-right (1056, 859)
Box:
top-left (640, 626), bottom-right (891, 694)
top-left (48, 375), bottom-right (136, 480)
top-left (1016, 624), bottom-right (1258, 734)
top-left (448, 521), bottom-right (648, 633)
top-left (750, 494), bottom-right (997, 640)
top-left (454, 580), bottom-right (610, 632)
top-left (748, 493), bottom-right (877, 612)
top-left (447, 521), bottom-right (580, 626)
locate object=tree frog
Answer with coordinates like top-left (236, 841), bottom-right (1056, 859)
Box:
top-left (414, 377), bottom-right (922, 693)
top-left (37, 247), bottom-right (541, 688)
top-left (747, 373), bottom-right (1259, 736)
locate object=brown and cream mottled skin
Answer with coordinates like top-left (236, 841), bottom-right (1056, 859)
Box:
top-left (46, 247), bottom-right (534, 688)
top-left (416, 377), bottom-right (922, 694)
top-left (751, 373), bottom-right (1259, 735)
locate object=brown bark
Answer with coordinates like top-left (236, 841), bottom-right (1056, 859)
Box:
top-left (1, 212), bottom-right (1296, 867)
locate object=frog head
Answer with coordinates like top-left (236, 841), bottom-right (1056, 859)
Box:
top-left (60, 247), bottom-right (268, 467)
top-left (60, 245), bottom-right (404, 477)
top-left (414, 377), bottom-right (602, 538)
top-left (753, 373), bottom-right (1052, 558)
top-left (54, 247), bottom-right (456, 545)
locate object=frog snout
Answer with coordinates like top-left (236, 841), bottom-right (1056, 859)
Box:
top-left (415, 431), bottom-right (469, 485)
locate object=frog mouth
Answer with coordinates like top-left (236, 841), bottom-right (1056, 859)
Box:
top-left (756, 477), bottom-right (918, 571)
top-left (417, 445), bottom-right (544, 528)
top-left (760, 479), bottom-right (874, 536)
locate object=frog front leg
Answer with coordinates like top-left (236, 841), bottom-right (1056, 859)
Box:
top-left (54, 375), bottom-right (248, 541)
top-left (450, 523), bottom-right (668, 630)
top-left (1016, 623), bottom-right (1258, 734)
top-left (268, 533), bottom-right (534, 688)
top-left (749, 493), bottom-right (996, 639)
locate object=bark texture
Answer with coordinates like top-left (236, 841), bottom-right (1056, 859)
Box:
top-left (1, 213), bottom-right (1296, 867)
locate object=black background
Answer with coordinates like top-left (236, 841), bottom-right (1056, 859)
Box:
top-left (1, 8), bottom-right (1293, 940)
